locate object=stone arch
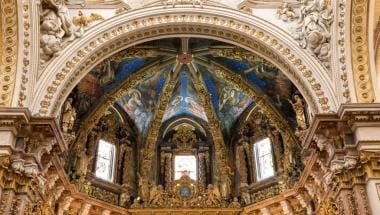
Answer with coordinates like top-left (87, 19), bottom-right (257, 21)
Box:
top-left (31, 5), bottom-right (338, 116)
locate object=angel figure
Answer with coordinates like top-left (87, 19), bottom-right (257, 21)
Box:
top-left (73, 11), bottom-right (104, 34)
top-left (219, 166), bottom-right (234, 199)
top-left (205, 184), bottom-right (221, 206)
top-left (149, 185), bottom-right (166, 206)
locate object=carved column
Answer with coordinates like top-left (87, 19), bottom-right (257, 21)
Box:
top-left (205, 152), bottom-right (211, 185)
top-left (271, 130), bottom-right (284, 172)
top-left (236, 144), bottom-right (248, 186)
top-left (164, 152), bottom-right (172, 191)
top-left (198, 152), bottom-right (206, 190)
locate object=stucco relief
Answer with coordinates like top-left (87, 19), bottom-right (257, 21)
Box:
top-left (276, 0), bottom-right (333, 69)
top-left (40, 0), bottom-right (83, 66)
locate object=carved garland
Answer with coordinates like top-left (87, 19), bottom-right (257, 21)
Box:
top-left (34, 11), bottom-right (332, 116)
top-left (351, 0), bottom-right (375, 102)
top-left (0, 0), bottom-right (18, 107)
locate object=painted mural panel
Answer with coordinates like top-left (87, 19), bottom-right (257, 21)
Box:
top-left (201, 67), bottom-right (253, 136)
top-left (206, 56), bottom-right (298, 128)
top-left (163, 71), bottom-right (207, 122)
top-left (117, 72), bottom-right (166, 134)
top-left (71, 57), bottom-right (158, 120)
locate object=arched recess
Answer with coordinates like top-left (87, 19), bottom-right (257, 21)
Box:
top-left (30, 5), bottom-right (338, 116)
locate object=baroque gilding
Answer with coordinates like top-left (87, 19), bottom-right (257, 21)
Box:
top-left (0, 0), bottom-right (18, 107)
top-left (351, 0), bottom-right (376, 102)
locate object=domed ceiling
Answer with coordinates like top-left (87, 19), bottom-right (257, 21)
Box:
top-left (69, 37), bottom-right (301, 141)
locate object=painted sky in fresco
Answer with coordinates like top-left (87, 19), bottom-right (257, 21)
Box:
top-left (117, 72), bottom-right (166, 134)
top-left (163, 71), bottom-right (208, 122)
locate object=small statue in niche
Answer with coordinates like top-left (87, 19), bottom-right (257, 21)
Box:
top-left (130, 197), bottom-right (141, 208)
top-left (74, 148), bottom-right (92, 183)
top-left (61, 97), bottom-right (76, 134)
top-left (219, 166), bottom-right (233, 200)
top-left (240, 184), bottom-right (251, 205)
top-left (149, 185), bottom-right (166, 206)
top-left (288, 94), bottom-right (308, 131)
top-left (138, 171), bottom-right (150, 202)
top-left (228, 197), bottom-right (241, 208)
top-left (120, 187), bottom-right (131, 207)
top-left (204, 184), bottom-right (221, 206)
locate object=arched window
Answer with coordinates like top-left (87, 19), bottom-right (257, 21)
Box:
top-left (95, 139), bottom-right (116, 182)
top-left (174, 155), bottom-right (197, 180)
top-left (254, 138), bottom-right (275, 181)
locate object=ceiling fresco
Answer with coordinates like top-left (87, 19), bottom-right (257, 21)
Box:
top-left (199, 65), bottom-right (253, 136)
top-left (71, 57), bottom-right (159, 120)
top-left (67, 37), bottom-right (304, 140)
top-left (162, 69), bottom-right (208, 122)
top-left (117, 72), bottom-right (166, 134)
top-left (201, 55), bottom-right (298, 128)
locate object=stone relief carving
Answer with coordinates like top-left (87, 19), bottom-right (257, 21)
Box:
top-left (40, 0), bottom-right (83, 66)
top-left (277, 0), bottom-right (333, 69)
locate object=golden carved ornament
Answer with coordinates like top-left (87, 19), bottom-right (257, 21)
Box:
top-left (351, 0), bottom-right (375, 102)
top-left (139, 70), bottom-right (177, 201)
top-left (18, 1), bottom-right (31, 107)
top-left (0, 0), bottom-right (18, 107)
top-left (318, 197), bottom-right (341, 215)
top-left (337, 0), bottom-right (350, 102)
top-left (72, 11), bottom-right (104, 29)
top-left (171, 125), bottom-right (197, 151)
top-left (188, 67), bottom-right (230, 180)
